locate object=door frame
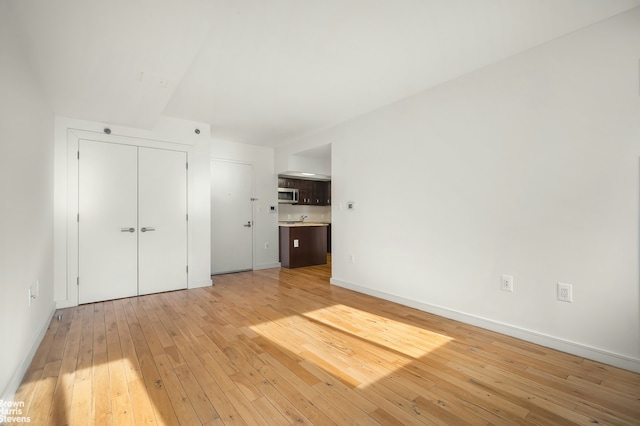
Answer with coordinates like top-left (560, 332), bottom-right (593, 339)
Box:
top-left (65, 129), bottom-right (194, 306)
top-left (210, 157), bottom-right (256, 273)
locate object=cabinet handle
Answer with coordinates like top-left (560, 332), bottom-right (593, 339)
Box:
top-left (141, 227), bottom-right (155, 232)
top-left (121, 227), bottom-right (135, 233)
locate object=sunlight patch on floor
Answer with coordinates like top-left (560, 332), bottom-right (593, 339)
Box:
top-left (302, 304), bottom-right (454, 354)
top-left (249, 303), bottom-right (453, 388)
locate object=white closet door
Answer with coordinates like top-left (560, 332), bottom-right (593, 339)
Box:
top-left (138, 147), bottom-right (188, 295)
top-left (211, 160), bottom-right (253, 274)
top-left (78, 140), bottom-right (138, 304)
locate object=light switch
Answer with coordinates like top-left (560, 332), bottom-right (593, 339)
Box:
top-left (293, 239), bottom-right (299, 248)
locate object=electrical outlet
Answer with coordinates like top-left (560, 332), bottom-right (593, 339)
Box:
top-left (558, 283), bottom-right (573, 302)
top-left (501, 274), bottom-right (514, 292)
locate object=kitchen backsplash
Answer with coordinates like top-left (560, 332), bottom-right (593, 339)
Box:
top-left (278, 204), bottom-right (331, 223)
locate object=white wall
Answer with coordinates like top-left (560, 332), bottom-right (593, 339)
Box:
top-left (210, 138), bottom-right (280, 270)
top-left (275, 138), bottom-right (332, 175)
top-left (282, 8), bottom-right (640, 371)
top-left (54, 116), bottom-right (213, 307)
top-left (287, 154), bottom-right (332, 176)
top-left (0, 3), bottom-right (55, 400)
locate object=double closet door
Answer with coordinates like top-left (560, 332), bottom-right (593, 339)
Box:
top-left (78, 140), bottom-right (188, 304)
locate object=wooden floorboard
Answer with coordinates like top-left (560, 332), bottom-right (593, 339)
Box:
top-left (12, 258), bottom-right (640, 425)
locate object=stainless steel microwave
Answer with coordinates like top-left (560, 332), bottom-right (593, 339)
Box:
top-left (278, 187), bottom-right (299, 204)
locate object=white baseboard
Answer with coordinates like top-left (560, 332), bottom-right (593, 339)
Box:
top-left (330, 278), bottom-right (640, 373)
top-left (254, 262), bottom-right (281, 271)
top-left (55, 299), bottom-right (76, 309)
top-left (189, 278), bottom-right (213, 289)
top-left (1, 305), bottom-right (56, 403)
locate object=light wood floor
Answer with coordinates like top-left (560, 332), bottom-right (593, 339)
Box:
top-left (14, 259), bottom-right (640, 425)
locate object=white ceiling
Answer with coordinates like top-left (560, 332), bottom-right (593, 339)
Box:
top-left (7, 0), bottom-right (640, 147)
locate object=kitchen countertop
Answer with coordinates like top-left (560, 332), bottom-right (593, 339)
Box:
top-left (278, 221), bottom-right (330, 227)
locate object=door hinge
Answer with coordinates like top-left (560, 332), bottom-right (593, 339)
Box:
top-left (77, 277), bottom-right (79, 286)
top-left (186, 213), bottom-right (188, 221)
top-left (186, 266), bottom-right (189, 273)
top-left (77, 213), bottom-right (79, 222)
top-left (186, 162), bottom-right (189, 170)
top-left (77, 151), bottom-right (80, 159)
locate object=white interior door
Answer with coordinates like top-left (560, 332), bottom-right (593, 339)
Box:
top-left (211, 160), bottom-right (253, 274)
top-left (138, 147), bottom-right (188, 295)
top-left (78, 140), bottom-right (138, 304)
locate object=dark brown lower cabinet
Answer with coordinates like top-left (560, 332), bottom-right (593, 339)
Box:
top-left (279, 226), bottom-right (327, 268)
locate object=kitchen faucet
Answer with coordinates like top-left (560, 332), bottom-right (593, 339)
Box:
top-left (300, 215), bottom-right (307, 222)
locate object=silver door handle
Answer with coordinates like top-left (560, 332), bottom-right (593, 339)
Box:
top-left (121, 227), bottom-right (135, 233)
top-left (243, 221), bottom-right (252, 228)
top-left (141, 227), bottom-right (155, 232)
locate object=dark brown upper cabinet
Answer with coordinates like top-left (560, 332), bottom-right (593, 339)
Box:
top-left (278, 177), bottom-right (331, 206)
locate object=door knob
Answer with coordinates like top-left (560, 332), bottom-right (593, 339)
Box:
top-left (121, 227), bottom-right (135, 233)
top-left (141, 227), bottom-right (156, 232)
top-left (243, 221), bottom-right (252, 228)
